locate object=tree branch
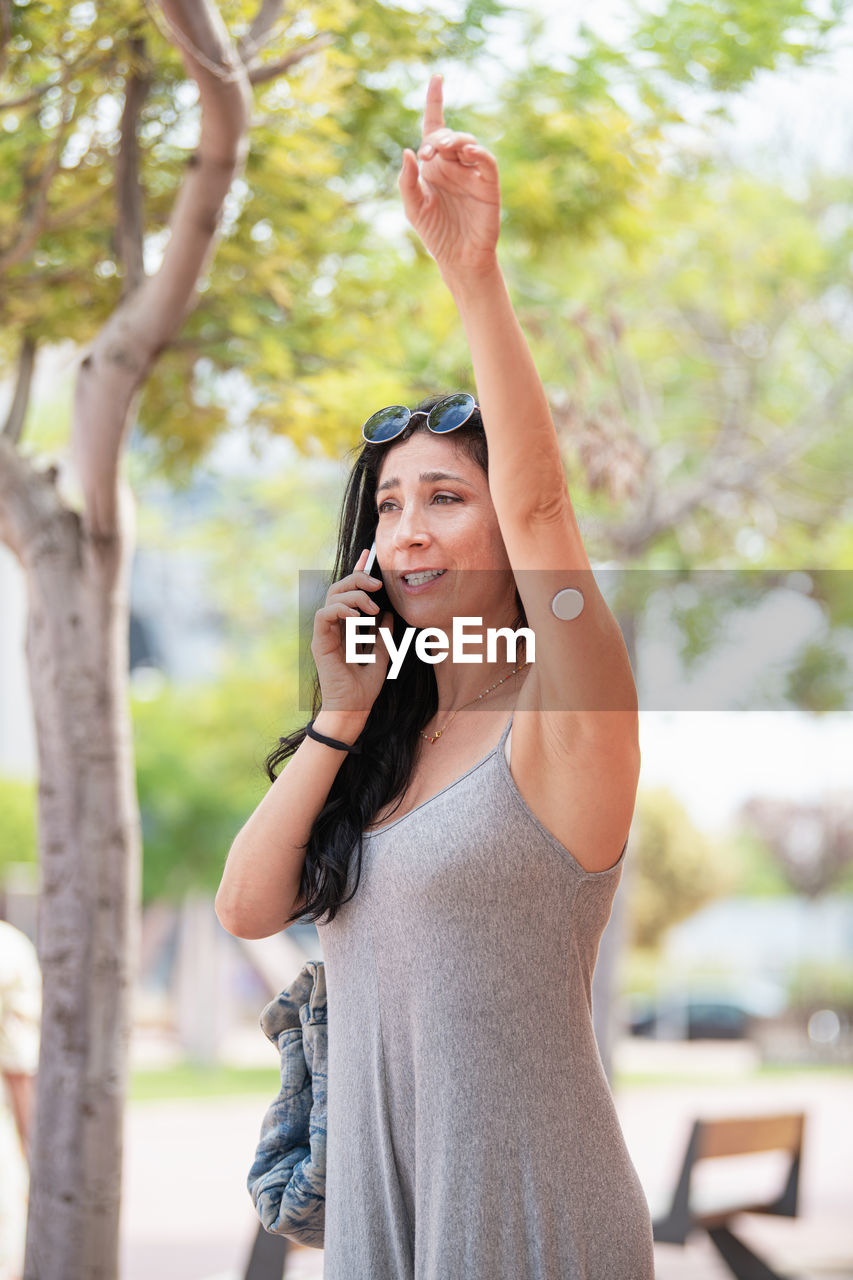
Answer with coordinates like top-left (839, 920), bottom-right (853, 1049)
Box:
top-left (71, 0), bottom-right (252, 540)
top-left (0, 0), bottom-right (11, 78)
top-left (44, 190), bottom-right (105, 234)
top-left (596, 297), bottom-right (853, 555)
top-left (678, 301), bottom-right (791, 465)
top-left (0, 433), bottom-right (66, 566)
top-left (601, 309), bottom-right (658, 444)
top-left (0, 95), bottom-right (75, 275)
top-left (2, 334), bottom-right (36, 445)
top-left (0, 44), bottom-right (117, 113)
top-left (132, 0), bottom-right (252, 342)
top-left (115, 36), bottom-right (151, 296)
top-left (0, 88), bottom-right (47, 112)
top-left (247, 32), bottom-right (334, 85)
top-left (237, 0), bottom-right (285, 62)
top-left (610, 362), bottom-right (853, 555)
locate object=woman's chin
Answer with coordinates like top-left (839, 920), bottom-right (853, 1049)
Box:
top-left (397, 607), bottom-right (449, 632)
top-left (390, 598), bottom-right (454, 634)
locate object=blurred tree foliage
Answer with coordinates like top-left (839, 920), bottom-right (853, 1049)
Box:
top-left (738, 791), bottom-right (853, 895)
top-left (131, 657), bottom-right (299, 902)
top-left (4, 0), bottom-right (852, 900)
top-left (723, 823), bottom-right (801, 896)
top-left (631, 0), bottom-right (847, 93)
top-left (630, 787), bottom-right (734, 947)
top-left (0, 776), bottom-right (38, 873)
top-left (6, 0), bottom-right (852, 484)
top-left (129, 453), bottom-right (346, 900)
top-left (410, 153), bottom-right (853, 572)
top-left (132, 448), bottom-right (343, 652)
top-left (1, 0), bottom-right (507, 466)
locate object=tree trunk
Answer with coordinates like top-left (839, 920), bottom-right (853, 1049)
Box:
top-left (22, 475), bottom-right (140, 1278)
top-left (0, 4), bottom-right (251, 1275)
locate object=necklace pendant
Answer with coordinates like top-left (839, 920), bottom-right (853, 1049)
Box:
top-left (419, 660), bottom-right (529, 746)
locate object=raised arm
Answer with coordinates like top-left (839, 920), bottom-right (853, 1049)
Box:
top-left (398, 76), bottom-right (638, 734)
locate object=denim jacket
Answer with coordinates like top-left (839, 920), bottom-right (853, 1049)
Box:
top-left (247, 959), bottom-right (327, 1248)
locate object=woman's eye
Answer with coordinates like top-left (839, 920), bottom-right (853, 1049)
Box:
top-left (377, 494), bottom-right (459, 513)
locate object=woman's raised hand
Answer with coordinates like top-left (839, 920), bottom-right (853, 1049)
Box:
top-left (398, 74), bottom-right (500, 279)
top-left (311, 548), bottom-right (393, 717)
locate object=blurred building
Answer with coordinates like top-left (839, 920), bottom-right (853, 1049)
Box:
top-left (664, 895), bottom-right (853, 978)
top-left (0, 533), bottom-right (223, 786)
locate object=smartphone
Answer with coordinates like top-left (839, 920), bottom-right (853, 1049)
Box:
top-left (346, 539), bottom-right (385, 668)
top-left (364, 539), bottom-right (378, 577)
top-left (356, 537), bottom-right (389, 620)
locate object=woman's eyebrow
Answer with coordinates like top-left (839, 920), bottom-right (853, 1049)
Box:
top-left (376, 470), bottom-right (471, 494)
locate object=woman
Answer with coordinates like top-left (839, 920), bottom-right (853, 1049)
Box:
top-left (217, 75), bottom-right (654, 1280)
top-left (0, 919), bottom-right (40, 1280)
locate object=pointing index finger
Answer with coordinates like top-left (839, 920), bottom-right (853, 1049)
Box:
top-left (422, 73), bottom-right (444, 138)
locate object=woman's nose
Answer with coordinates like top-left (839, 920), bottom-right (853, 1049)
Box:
top-left (392, 502), bottom-right (431, 550)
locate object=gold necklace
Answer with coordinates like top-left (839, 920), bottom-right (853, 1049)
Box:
top-left (419, 662), bottom-right (530, 744)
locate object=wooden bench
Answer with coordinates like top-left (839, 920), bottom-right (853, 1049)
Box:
top-left (652, 1113), bottom-right (806, 1280)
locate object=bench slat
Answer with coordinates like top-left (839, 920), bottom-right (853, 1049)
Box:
top-left (697, 1114), bottom-right (804, 1160)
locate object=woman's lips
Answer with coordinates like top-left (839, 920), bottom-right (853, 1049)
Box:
top-left (399, 568), bottom-right (447, 594)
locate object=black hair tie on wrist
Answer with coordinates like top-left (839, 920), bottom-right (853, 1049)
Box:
top-left (303, 719), bottom-right (362, 754)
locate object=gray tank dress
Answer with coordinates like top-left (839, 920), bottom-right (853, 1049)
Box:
top-left (317, 715), bottom-right (654, 1279)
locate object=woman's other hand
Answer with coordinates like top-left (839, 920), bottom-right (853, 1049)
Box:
top-left (311, 548), bottom-right (393, 716)
top-left (398, 74), bottom-right (500, 279)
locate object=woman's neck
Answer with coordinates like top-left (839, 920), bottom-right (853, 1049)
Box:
top-left (431, 649), bottom-right (527, 715)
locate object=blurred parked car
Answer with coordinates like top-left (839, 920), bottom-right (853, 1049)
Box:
top-left (628, 995), bottom-right (751, 1039)
top-left (626, 981), bottom-right (788, 1041)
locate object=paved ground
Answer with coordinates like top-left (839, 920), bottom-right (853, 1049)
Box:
top-left (120, 1040), bottom-right (853, 1280)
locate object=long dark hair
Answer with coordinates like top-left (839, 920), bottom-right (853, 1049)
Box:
top-left (265, 392), bottom-right (525, 927)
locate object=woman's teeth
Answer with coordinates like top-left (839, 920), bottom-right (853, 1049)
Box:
top-left (404, 569), bottom-right (446, 586)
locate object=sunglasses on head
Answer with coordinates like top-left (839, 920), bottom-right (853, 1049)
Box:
top-left (361, 392), bottom-right (480, 444)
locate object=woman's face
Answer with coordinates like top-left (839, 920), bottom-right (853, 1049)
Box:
top-left (373, 430), bottom-right (517, 631)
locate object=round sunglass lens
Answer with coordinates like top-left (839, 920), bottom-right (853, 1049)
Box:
top-left (427, 392), bottom-right (476, 433)
top-left (362, 405), bottom-right (411, 443)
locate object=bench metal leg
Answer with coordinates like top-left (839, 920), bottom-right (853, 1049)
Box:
top-left (243, 1220), bottom-right (289, 1280)
top-left (707, 1225), bottom-right (795, 1280)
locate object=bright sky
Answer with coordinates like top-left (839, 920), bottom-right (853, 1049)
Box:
top-left (480, 0), bottom-right (853, 178)
top-left (638, 711), bottom-right (852, 834)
